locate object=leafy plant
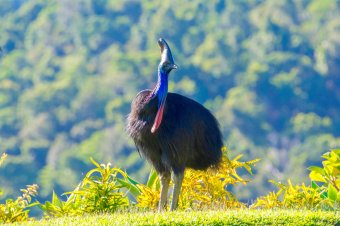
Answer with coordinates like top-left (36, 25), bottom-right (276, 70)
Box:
top-left (135, 169), bottom-right (160, 209)
top-left (40, 158), bottom-right (134, 217)
top-left (0, 153), bottom-right (39, 223)
top-left (308, 149), bottom-right (340, 207)
top-left (252, 150), bottom-right (340, 210)
top-left (39, 191), bottom-right (82, 218)
top-left (252, 179), bottom-right (330, 209)
top-left (136, 147), bottom-right (260, 210)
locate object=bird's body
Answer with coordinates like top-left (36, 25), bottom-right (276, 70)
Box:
top-left (126, 38), bottom-right (223, 211)
top-left (127, 90), bottom-right (222, 175)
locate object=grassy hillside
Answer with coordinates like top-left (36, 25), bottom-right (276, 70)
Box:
top-left (12, 210), bottom-right (340, 226)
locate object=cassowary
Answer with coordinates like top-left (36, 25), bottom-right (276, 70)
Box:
top-left (127, 38), bottom-right (223, 211)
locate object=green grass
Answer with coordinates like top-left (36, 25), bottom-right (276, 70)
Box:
top-left (11, 209), bottom-right (340, 226)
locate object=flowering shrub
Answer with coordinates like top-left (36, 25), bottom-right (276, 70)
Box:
top-left (137, 147), bottom-right (260, 210)
top-left (252, 150), bottom-right (340, 210)
top-left (252, 179), bottom-right (329, 209)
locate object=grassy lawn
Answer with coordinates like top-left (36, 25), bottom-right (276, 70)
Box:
top-left (11, 209), bottom-right (339, 226)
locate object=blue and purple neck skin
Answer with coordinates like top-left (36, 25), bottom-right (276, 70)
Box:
top-left (150, 66), bottom-right (169, 133)
top-left (151, 66), bottom-right (168, 102)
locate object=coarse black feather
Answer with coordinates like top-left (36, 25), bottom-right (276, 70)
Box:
top-left (127, 89), bottom-right (223, 175)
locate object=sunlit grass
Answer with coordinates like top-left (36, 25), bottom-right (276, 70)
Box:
top-left (12, 209), bottom-right (339, 226)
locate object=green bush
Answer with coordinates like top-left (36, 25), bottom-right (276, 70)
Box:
top-left (40, 158), bottom-right (133, 217)
top-left (252, 150), bottom-right (340, 210)
top-left (0, 153), bottom-right (39, 223)
top-left (309, 149), bottom-right (340, 208)
top-left (252, 179), bottom-right (329, 209)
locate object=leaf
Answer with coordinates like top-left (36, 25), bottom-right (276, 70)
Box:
top-left (231, 172), bottom-right (244, 182)
top-left (246, 158), bottom-right (261, 165)
top-left (116, 178), bottom-right (141, 197)
top-left (243, 164), bottom-right (253, 175)
top-left (321, 191), bottom-right (328, 199)
top-left (309, 171), bottom-right (326, 183)
top-left (233, 154), bottom-right (243, 162)
top-left (127, 175), bottom-right (140, 186)
top-left (89, 157), bottom-right (101, 168)
top-left (336, 179), bottom-right (340, 190)
top-left (26, 201), bottom-right (40, 208)
top-left (51, 191), bottom-right (63, 208)
top-left (146, 169), bottom-right (158, 188)
top-left (269, 180), bottom-right (286, 189)
top-left (308, 166), bottom-right (325, 175)
top-left (311, 181), bottom-right (320, 190)
top-left (85, 168), bottom-right (101, 178)
top-left (311, 181), bottom-right (328, 199)
top-left (330, 149), bottom-right (340, 156)
top-left (328, 184), bottom-right (337, 202)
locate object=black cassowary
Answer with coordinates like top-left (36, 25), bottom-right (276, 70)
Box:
top-left (127, 38), bottom-right (223, 211)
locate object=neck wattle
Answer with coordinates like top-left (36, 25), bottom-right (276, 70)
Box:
top-left (150, 70), bottom-right (168, 133)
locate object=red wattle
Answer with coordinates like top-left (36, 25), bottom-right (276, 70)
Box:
top-left (151, 105), bottom-right (165, 133)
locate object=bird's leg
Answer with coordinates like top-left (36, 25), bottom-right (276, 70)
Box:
top-left (158, 171), bottom-right (170, 212)
top-left (170, 171), bottom-right (184, 211)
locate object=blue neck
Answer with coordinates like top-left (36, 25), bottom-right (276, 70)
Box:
top-left (152, 68), bottom-right (168, 104)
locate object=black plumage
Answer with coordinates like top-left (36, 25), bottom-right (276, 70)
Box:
top-left (127, 38), bottom-right (223, 211)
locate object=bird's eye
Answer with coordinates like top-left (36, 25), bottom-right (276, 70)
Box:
top-left (163, 62), bottom-right (169, 67)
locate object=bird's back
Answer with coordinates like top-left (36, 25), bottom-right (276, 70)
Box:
top-left (127, 91), bottom-right (223, 174)
top-left (161, 93), bottom-right (223, 170)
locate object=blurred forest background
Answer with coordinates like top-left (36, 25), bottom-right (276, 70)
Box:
top-left (0, 0), bottom-right (339, 203)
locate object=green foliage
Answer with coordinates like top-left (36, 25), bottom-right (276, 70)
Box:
top-left (39, 191), bottom-right (81, 218)
top-left (134, 169), bottom-right (161, 209)
top-left (69, 158), bottom-right (130, 213)
top-left (252, 179), bottom-right (330, 209)
top-left (40, 158), bottom-right (133, 217)
top-left (253, 150), bottom-right (340, 210)
top-left (136, 147), bottom-right (260, 210)
top-left (308, 149), bottom-right (340, 207)
top-left (39, 149), bottom-right (259, 216)
top-left (0, 184), bottom-right (39, 223)
top-left (1, 150), bottom-right (338, 223)
top-left (0, 153), bottom-right (39, 223)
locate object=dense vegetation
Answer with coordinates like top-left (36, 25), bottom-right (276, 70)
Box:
top-left (0, 0), bottom-right (340, 206)
top-left (1, 149), bottom-right (339, 223)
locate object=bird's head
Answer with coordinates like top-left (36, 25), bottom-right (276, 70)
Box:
top-left (158, 38), bottom-right (177, 74)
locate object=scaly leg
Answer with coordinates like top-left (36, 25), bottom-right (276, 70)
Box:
top-left (170, 171), bottom-right (184, 211)
top-left (158, 171), bottom-right (170, 211)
